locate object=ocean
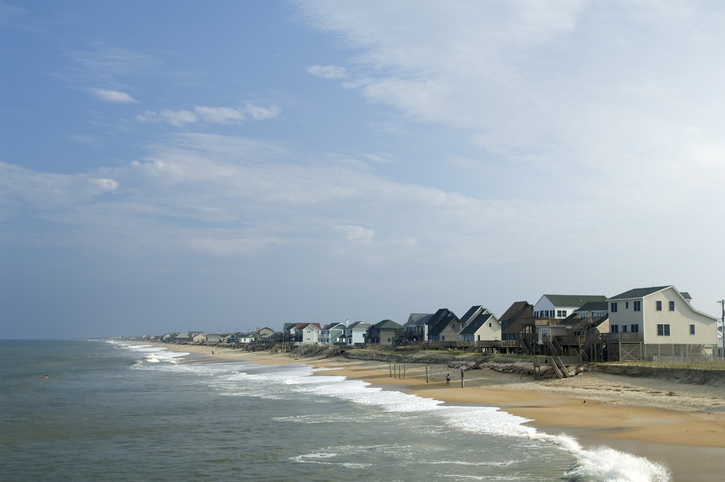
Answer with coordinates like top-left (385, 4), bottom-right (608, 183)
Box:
top-left (0, 340), bottom-right (669, 481)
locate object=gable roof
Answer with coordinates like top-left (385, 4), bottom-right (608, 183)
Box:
top-left (406, 313), bottom-right (434, 327)
top-left (426, 308), bottom-right (458, 328)
top-left (458, 305), bottom-right (485, 327)
top-left (608, 286), bottom-right (694, 301)
top-left (608, 286), bottom-right (671, 300)
top-left (347, 321), bottom-right (371, 330)
top-left (428, 314), bottom-right (458, 336)
top-left (574, 301), bottom-right (609, 312)
top-left (373, 319), bottom-right (403, 330)
top-left (541, 294), bottom-right (607, 307)
top-left (297, 323), bottom-right (321, 331)
top-left (499, 301), bottom-right (533, 322)
top-left (459, 312), bottom-right (494, 335)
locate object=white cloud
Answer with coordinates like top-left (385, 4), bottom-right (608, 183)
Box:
top-left (137, 105), bottom-right (280, 126)
top-left (137, 109), bottom-right (198, 127)
top-left (306, 64), bottom-right (348, 79)
top-left (195, 106), bottom-right (245, 123)
top-left (92, 89), bottom-right (139, 103)
top-left (339, 224), bottom-right (375, 245)
top-left (243, 104), bottom-right (280, 120)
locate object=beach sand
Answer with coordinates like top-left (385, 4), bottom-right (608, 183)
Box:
top-left (156, 344), bottom-right (725, 480)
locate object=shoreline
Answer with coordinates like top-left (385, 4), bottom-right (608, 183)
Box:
top-left (139, 343), bottom-right (725, 480)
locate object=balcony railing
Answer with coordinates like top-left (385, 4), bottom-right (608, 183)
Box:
top-left (603, 332), bottom-right (644, 343)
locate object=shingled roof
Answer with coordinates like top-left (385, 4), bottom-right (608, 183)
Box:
top-left (608, 286), bottom-right (692, 300)
top-left (542, 294), bottom-right (607, 307)
top-left (459, 312), bottom-right (493, 335)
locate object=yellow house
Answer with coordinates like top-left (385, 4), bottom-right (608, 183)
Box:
top-left (607, 286), bottom-right (717, 347)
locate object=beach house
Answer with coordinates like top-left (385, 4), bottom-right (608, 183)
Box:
top-left (458, 306), bottom-right (501, 344)
top-left (365, 320), bottom-right (404, 345)
top-left (344, 321), bottom-right (371, 345)
top-left (426, 309), bottom-right (459, 341)
top-left (498, 301), bottom-right (535, 354)
top-left (319, 323), bottom-right (346, 345)
top-left (533, 294), bottom-right (607, 355)
top-left (403, 313), bottom-right (435, 342)
top-left (605, 286), bottom-right (718, 360)
top-left (299, 323), bottom-right (322, 345)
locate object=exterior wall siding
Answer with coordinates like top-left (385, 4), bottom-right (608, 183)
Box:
top-left (609, 287), bottom-right (716, 346)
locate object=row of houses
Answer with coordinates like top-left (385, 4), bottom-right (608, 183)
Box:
top-left (157, 327), bottom-right (276, 345)
top-left (282, 285), bottom-right (722, 362)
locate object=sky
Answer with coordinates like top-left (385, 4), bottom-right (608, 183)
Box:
top-left (2, 1), bottom-right (725, 339)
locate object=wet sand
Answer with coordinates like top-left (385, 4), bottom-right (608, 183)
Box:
top-left (155, 344), bottom-right (725, 480)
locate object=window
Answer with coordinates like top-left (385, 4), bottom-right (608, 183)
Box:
top-left (656, 301), bottom-right (662, 311)
top-left (611, 325), bottom-right (619, 333)
top-left (633, 301), bottom-right (641, 312)
top-left (534, 311), bottom-right (538, 317)
top-left (626, 302), bottom-right (629, 309)
top-left (631, 324), bottom-right (639, 333)
top-left (488, 322), bottom-right (492, 327)
top-left (690, 324), bottom-right (695, 335)
top-left (669, 301), bottom-right (675, 311)
top-left (562, 310), bottom-right (567, 317)
top-left (657, 324), bottom-right (670, 336)
top-left (622, 325), bottom-right (628, 332)
top-left (611, 302), bottom-right (618, 312)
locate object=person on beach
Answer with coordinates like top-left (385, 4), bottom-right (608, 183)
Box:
top-left (446, 374), bottom-right (450, 385)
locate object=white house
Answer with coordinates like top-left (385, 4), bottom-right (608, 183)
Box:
top-left (533, 294), bottom-right (607, 344)
top-left (458, 306), bottom-right (501, 342)
top-left (300, 323), bottom-right (321, 344)
top-left (607, 286), bottom-right (717, 347)
top-left (344, 321), bottom-right (371, 345)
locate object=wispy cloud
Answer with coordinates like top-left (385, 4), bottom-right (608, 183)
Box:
top-left (195, 106), bottom-right (244, 123)
top-left (136, 104), bottom-right (280, 127)
top-left (306, 64), bottom-right (348, 79)
top-left (92, 89), bottom-right (139, 103)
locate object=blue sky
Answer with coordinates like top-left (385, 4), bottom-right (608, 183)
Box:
top-left (2, 1), bottom-right (724, 338)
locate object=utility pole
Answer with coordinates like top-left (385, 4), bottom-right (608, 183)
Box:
top-left (719, 300), bottom-right (725, 359)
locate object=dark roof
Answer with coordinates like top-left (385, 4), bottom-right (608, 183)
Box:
top-left (608, 286), bottom-right (672, 300)
top-left (373, 319), bottom-right (403, 330)
top-left (542, 294), bottom-right (607, 307)
top-left (459, 313), bottom-right (493, 335)
top-left (297, 323), bottom-right (321, 330)
top-left (574, 301), bottom-right (609, 312)
top-left (427, 308), bottom-right (458, 327)
top-left (428, 311), bottom-right (458, 336)
top-left (459, 306), bottom-right (485, 326)
top-left (347, 321), bottom-right (371, 330)
top-left (499, 301), bottom-right (532, 322)
top-left (283, 323), bottom-right (296, 331)
top-left (406, 313), bottom-right (434, 327)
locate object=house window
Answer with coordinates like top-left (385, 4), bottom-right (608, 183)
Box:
top-left (611, 302), bottom-right (618, 312)
top-left (631, 324), bottom-right (639, 333)
top-left (633, 301), bottom-right (641, 312)
top-left (441, 336), bottom-right (445, 341)
top-left (611, 325), bottom-right (619, 333)
top-left (657, 324), bottom-right (670, 336)
top-left (669, 301), bottom-right (675, 311)
top-left (656, 301), bottom-right (662, 311)
top-left (488, 322), bottom-right (492, 327)
top-left (690, 324), bottom-right (695, 335)
top-left (622, 325), bottom-right (627, 332)
top-left (626, 302), bottom-right (629, 309)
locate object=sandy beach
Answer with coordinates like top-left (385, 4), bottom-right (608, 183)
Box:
top-left (156, 343), bottom-right (725, 480)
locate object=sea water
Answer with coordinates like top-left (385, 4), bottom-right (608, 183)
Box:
top-left (0, 340), bottom-right (670, 481)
